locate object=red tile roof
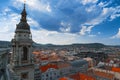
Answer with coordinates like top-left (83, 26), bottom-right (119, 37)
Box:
top-left (40, 63), bottom-right (58, 73)
top-left (70, 72), bottom-right (96, 80)
top-left (94, 70), bottom-right (114, 79)
top-left (59, 77), bottom-right (68, 80)
top-left (112, 67), bottom-right (120, 73)
top-left (40, 57), bottom-right (48, 60)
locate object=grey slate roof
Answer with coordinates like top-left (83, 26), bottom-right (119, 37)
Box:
top-left (70, 59), bottom-right (88, 67)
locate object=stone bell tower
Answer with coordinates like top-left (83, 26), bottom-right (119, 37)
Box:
top-left (11, 2), bottom-right (34, 80)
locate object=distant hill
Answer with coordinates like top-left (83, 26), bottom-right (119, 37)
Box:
top-left (0, 41), bottom-right (11, 48)
top-left (0, 41), bottom-right (120, 49)
top-left (33, 43), bottom-right (106, 49)
top-left (71, 43), bottom-right (106, 48)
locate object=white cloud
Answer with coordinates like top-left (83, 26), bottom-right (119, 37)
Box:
top-left (111, 28), bottom-right (120, 39)
top-left (79, 0), bottom-right (120, 36)
top-left (80, 0), bottom-right (98, 5)
top-left (12, 0), bottom-right (52, 13)
top-left (79, 2), bottom-right (116, 36)
top-left (60, 22), bottom-right (71, 33)
top-left (0, 11), bottom-right (19, 41)
top-left (0, 8), bottom-right (20, 29)
top-left (110, 6), bottom-right (120, 21)
top-left (79, 26), bottom-right (93, 35)
top-left (27, 17), bottom-right (40, 29)
top-left (98, 1), bottom-right (112, 8)
top-left (85, 5), bottom-right (96, 12)
top-left (110, 14), bottom-right (120, 20)
top-left (27, 0), bottom-right (52, 12)
top-left (31, 29), bottom-right (78, 45)
top-left (98, 2), bottom-right (105, 7)
top-left (88, 35), bottom-right (96, 37)
top-left (46, 3), bottom-right (52, 12)
top-left (85, 7), bottom-right (114, 26)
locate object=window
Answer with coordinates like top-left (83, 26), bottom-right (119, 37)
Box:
top-left (18, 34), bottom-right (21, 37)
top-left (50, 77), bottom-right (52, 80)
top-left (22, 47), bottom-right (28, 61)
top-left (54, 72), bottom-right (56, 75)
top-left (46, 74), bottom-right (48, 77)
top-left (21, 72), bottom-right (28, 79)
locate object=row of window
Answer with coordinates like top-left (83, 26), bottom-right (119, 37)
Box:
top-left (41, 76), bottom-right (60, 80)
top-left (42, 72), bottom-right (58, 77)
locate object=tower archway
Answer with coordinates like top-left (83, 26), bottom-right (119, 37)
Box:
top-left (22, 46), bottom-right (28, 61)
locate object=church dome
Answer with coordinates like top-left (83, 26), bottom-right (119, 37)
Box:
top-left (15, 3), bottom-right (31, 33)
top-left (17, 21), bottom-right (30, 30)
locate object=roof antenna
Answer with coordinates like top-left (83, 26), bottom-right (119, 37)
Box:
top-left (24, 0), bottom-right (26, 8)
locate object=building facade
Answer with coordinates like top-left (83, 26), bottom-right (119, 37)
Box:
top-left (0, 49), bottom-right (10, 80)
top-left (40, 63), bottom-right (60, 80)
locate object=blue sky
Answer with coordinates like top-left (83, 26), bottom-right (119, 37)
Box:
top-left (0, 0), bottom-right (120, 45)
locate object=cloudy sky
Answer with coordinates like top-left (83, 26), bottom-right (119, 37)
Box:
top-left (0, 0), bottom-right (120, 45)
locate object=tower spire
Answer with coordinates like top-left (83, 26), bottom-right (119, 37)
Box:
top-left (15, 0), bottom-right (30, 32)
top-left (20, 0), bottom-right (27, 22)
top-left (23, 0), bottom-right (26, 10)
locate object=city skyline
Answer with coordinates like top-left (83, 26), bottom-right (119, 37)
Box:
top-left (0, 0), bottom-right (120, 45)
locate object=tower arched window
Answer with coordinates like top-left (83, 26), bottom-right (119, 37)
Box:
top-left (22, 47), bottom-right (28, 61)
